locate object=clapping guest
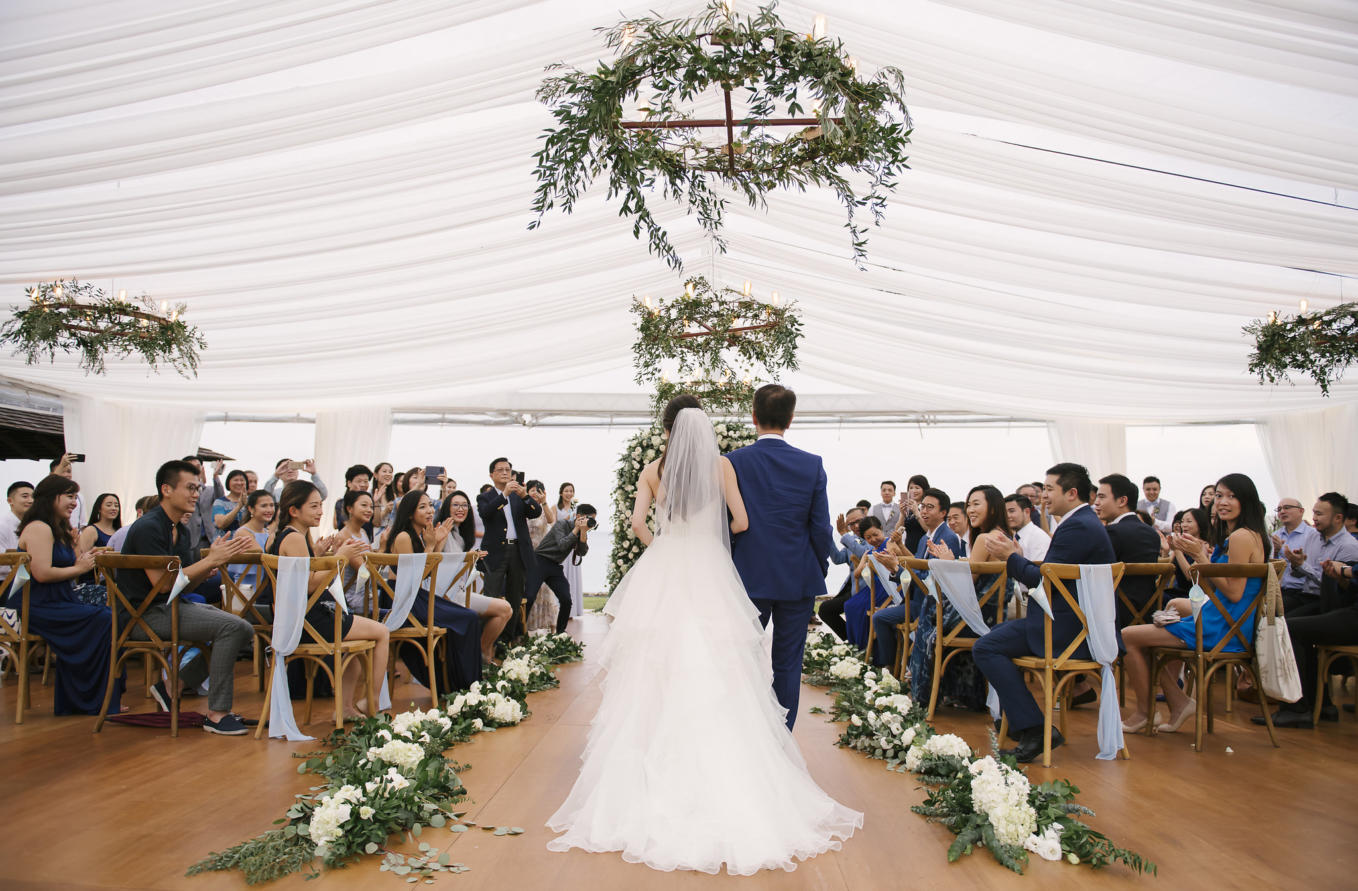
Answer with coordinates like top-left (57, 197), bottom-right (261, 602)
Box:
top-left (819, 508), bottom-right (871, 638)
top-left (896, 474), bottom-right (930, 553)
top-left (478, 458), bottom-right (542, 641)
top-left (180, 455), bottom-right (223, 552)
top-left (333, 464), bottom-right (373, 531)
top-left (75, 493), bottom-right (121, 601)
top-left (1004, 494), bottom-right (1050, 563)
top-left (870, 488), bottom-right (962, 670)
top-left (1122, 474), bottom-right (1268, 734)
top-left (1095, 474), bottom-right (1164, 626)
top-left (228, 489), bottom-right (274, 590)
top-left (1137, 476), bottom-right (1174, 533)
top-left (371, 463), bottom-right (396, 532)
top-left (533, 504), bottom-right (595, 634)
top-left (386, 491), bottom-right (482, 692)
top-left (946, 502), bottom-right (970, 555)
top-left (436, 491), bottom-right (510, 662)
top-left (16, 475), bottom-right (122, 716)
top-left (1166, 507), bottom-right (1210, 596)
top-left (843, 521), bottom-right (893, 649)
top-left (336, 490), bottom-right (376, 612)
top-left (213, 470), bottom-right (251, 539)
top-left (1280, 493), bottom-right (1358, 612)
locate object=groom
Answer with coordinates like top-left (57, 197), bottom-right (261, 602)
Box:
top-left (727, 384), bottom-right (836, 730)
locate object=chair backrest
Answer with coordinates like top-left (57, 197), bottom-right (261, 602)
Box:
top-left (0, 552), bottom-right (33, 642)
top-left (904, 558), bottom-right (1008, 645)
top-left (361, 552), bottom-right (443, 639)
top-left (259, 554), bottom-right (345, 646)
top-left (1037, 562), bottom-right (1127, 666)
top-left (203, 549), bottom-right (267, 622)
top-left (1116, 562), bottom-right (1178, 625)
top-left (1188, 560), bottom-right (1284, 657)
top-left (95, 553), bottom-right (184, 650)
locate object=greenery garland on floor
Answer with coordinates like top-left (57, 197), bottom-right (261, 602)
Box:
top-left (605, 419), bottom-right (757, 591)
top-left (188, 632), bottom-right (585, 885)
top-left (802, 634), bottom-right (1155, 877)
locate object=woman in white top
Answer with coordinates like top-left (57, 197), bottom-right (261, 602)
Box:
top-left (337, 490), bottom-right (377, 613)
top-left (437, 490), bottom-right (509, 662)
top-left (556, 483), bottom-right (584, 617)
top-left (228, 489), bottom-right (275, 590)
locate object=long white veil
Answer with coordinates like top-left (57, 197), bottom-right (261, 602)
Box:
top-left (656, 407), bottom-right (729, 548)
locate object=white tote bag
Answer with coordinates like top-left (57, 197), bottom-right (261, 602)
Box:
top-left (1254, 563), bottom-right (1302, 703)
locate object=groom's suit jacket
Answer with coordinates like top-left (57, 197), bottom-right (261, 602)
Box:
top-left (726, 435), bottom-right (835, 601)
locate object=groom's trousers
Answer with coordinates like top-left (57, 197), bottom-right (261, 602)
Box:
top-left (751, 595), bottom-right (816, 730)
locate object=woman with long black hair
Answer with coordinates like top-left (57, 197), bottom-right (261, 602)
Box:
top-left (437, 490), bottom-right (510, 662)
top-left (385, 490), bottom-right (483, 693)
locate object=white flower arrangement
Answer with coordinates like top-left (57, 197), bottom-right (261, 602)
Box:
top-left (1024, 824), bottom-right (1064, 861)
top-left (308, 784), bottom-right (366, 853)
top-left (829, 657), bottom-right (865, 680)
top-left (968, 756), bottom-right (1038, 847)
top-left (366, 739), bottom-right (425, 775)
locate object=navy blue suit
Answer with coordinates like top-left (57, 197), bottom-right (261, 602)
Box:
top-left (972, 503), bottom-right (1116, 735)
top-left (478, 487), bottom-right (542, 637)
top-left (727, 435), bottom-right (835, 728)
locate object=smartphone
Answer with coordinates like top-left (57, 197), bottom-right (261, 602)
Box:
top-left (69, 453), bottom-right (86, 463)
top-left (287, 460), bottom-right (305, 472)
top-left (425, 465), bottom-right (445, 484)
top-left (514, 471), bottom-right (526, 485)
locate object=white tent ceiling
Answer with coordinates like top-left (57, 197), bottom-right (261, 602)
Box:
top-left (1, 0), bottom-right (1355, 422)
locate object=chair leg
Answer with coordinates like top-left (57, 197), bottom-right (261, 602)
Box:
top-left (1146, 653), bottom-right (1160, 737)
top-left (1248, 661), bottom-right (1281, 749)
top-left (168, 651), bottom-right (179, 739)
top-left (927, 648), bottom-right (945, 721)
top-left (334, 650), bottom-right (344, 732)
top-left (424, 643), bottom-right (438, 705)
top-left (1194, 659), bottom-right (1209, 753)
top-left (1224, 664), bottom-right (1234, 714)
top-left (1042, 667), bottom-right (1053, 768)
top-left (366, 650), bottom-right (377, 718)
top-left (94, 653), bottom-right (120, 735)
top-left (305, 661), bottom-right (317, 725)
top-left (1313, 652), bottom-right (1330, 726)
top-left (42, 646), bottom-right (53, 686)
top-left (255, 656), bottom-right (276, 740)
top-left (15, 638), bottom-right (28, 724)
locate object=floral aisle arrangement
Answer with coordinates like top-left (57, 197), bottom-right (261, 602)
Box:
top-left (605, 419), bottom-right (757, 591)
top-left (189, 632), bottom-right (584, 885)
top-left (801, 634), bottom-right (1155, 877)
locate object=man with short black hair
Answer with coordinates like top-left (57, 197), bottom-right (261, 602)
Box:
top-left (1282, 493), bottom-right (1358, 604)
top-left (532, 504), bottom-right (596, 633)
top-left (871, 481), bottom-right (899, 534)
top-left (1096, 473), bottom-right (1163, 626)
top-left (819, 511), bottom-right (875, 639)
top-left (117, 460), bottom-right (257, 735)
top-left (0, 480), bottom-right (34, 584)
top-left (263, 457), bottom-right (328, 502)
top-left (334, 464), bottom-right (374, 530)
top-left (1004, 494), bottom-right (1050, 563)
top-left (479, 457), bottom-right (541, 640)
top-left (946, 502), bottom-right (969, 555)
top-left (972, 462), bottom-right (1116, 762)
top-left (1137, 476), bottom-right (1174, 533)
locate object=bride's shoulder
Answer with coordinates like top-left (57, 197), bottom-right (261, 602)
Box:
top-left (639, 458), bottom-right (662, 481)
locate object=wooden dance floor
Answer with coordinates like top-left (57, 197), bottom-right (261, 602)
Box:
top-left (2, 613), bottom-right (1356, 890)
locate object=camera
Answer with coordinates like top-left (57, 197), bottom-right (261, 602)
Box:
top-left (583, 515), bottom-right (597, 529)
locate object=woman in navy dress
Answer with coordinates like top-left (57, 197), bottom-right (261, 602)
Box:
top-left (73, 492), bottom-right (120, 604)
top-left (385, 491), bottom-right (483, 695)
top-left (16, 475), bottom-right (122, 715)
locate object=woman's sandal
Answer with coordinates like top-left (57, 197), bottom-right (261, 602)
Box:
top-left (1156, 698), bottom-right (1197, 733)
top-left (1121, 714), bottom-right (1149, 733)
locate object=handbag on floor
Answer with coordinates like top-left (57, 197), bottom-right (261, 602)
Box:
top-left (1254, 563), bottom-right (1302, 703)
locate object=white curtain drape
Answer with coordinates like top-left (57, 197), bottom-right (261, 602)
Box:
top-left (1257, 404), bottom-right (1358, 510)
top-left (313, 407), bottom-right (393, 499)
top-left (1048, 420), bottom-right (1127, 478)
top-left (61, 397), bottom-right (205, 511)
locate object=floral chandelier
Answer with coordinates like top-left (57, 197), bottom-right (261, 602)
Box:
top-left (1246, 298), bottom-right (1357, 395)
top-left (530, 1), bottom-right (913, 270)
top-left (1, 279), bottom-right (206, 376)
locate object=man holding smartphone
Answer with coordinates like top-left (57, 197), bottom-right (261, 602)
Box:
top-left (478, 457), bottom-right (542, 642)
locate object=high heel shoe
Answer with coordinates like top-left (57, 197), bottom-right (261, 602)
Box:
top-left (1121, 715), bottom-right (1148, 733)
top-left (1156, 699), bottom-right (1197, 733)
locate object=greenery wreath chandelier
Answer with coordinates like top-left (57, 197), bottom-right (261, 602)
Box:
top-left (1246, 299), bottom-right (1357, 395)
top-left (530, 1), bottom-right (912, 270)
top-left (2, 279), bottom-right (206, 376)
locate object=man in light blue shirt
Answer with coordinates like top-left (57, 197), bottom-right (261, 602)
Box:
top-left (1273, 497), bottom-right (1322, 612)
top-left (1282, 493), bottom-right (1358, 610)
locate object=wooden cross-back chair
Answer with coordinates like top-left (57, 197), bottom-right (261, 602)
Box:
top-left (1315, 645), bottom-right (1358, 725)
top-left (255, 554), bottom-right (375, 738)
top-left (999, 562), bottom-right (1129, 767)
top-left (860, 553), bottom-right (906, 669)
top-left (1146, 560), bottom-right (1284, 753)
top-left (921, 559), bottom-right (1009, 721)
top-left (206, 549), bottom-right (269, 689)
top-left (0, 553), bottom-right (39, 723)
top-left (887, 558), bottom-right (935, 680)
top-left (1115, 562), bottom-right (1179, 698)
top-left (93, 554), bottom-right (195, 737)
top-left (363, 552), bottom-right (446, 703)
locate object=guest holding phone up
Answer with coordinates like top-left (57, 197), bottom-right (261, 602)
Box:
top-left (478, 457), bottom-right (541, 642)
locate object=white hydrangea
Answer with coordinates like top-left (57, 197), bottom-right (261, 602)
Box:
top-left (874, 693), bottom-right (914, 714)
top-left (499, 657), bottom-right (532, 683)
top-left (904, 745), bottom-right (925, 771)
top-left (1024, 824), bottom-right (1063, 861)
top-left (829, 657), bottom-right (864, 680)
top-left (366, 739), bottom-right (424, 774)
top-left (876, 671), bottom-right (902, 694)
top-left (968, 756), bottom-right (1037, 847)
top-left (487, 694), bottom-right (523, 725)
top-left (921, 733), bottom-right (972, 760)
top-left (308, 784), bottom-right (364, 853)
top-left (383, 767), bottom-right (410, 791)
top-left (472, 718), bottom-right (484, 731)
top-left (390, 707), bottom-right (451, 738)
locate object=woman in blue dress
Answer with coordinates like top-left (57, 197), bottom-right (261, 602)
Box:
top-left (1121, 473), bottom-right (1268, 733)
top-left (385, 491), bottom-right (483, 695)
top-left (909, 485), bottom-right (1011, 711)
top-left (15, 474), bottom-right (122, 715)
top-left (73, 492), bottom-right (120, 604)
top-left (843, 520), bottom-right (893, 649)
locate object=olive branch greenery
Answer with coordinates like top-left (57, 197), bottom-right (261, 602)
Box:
top-left (530, 1), bottom-right (913, 269)
top-left (1245, 302), bottom-right (1357, 395)
top-left (1, 278), bottom-right (205, 376)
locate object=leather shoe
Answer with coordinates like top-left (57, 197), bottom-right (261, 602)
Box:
top-left (1069, 687), bottom-right (1097, 709)
top-left (1251, 709), bottom-right (1312, 729)
top-left (1319, 704), bottom-right (1339, 722)
top-left (999, 727), bottom-right (1064, 763)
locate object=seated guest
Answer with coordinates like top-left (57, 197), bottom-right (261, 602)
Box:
top-left (1281, 493), bottom-right (1358, 614)
top-left (402, 466), bottom-right (427, 495)
top-left (946, 502), bottom-right (970, 556)
top-left (336, 490), bottom-right (376, 612)
top-left (896, 474), bottom-right (930, 553)
top-left (870, 487), bottom-right (963, 669)
top-left (1137, 475), bottom-right (1174, 532)
top-left (73, 493), bottom-right (121, 603)
top-left (48, 454), bottom-right (85, 529)
top-left (436, 490), bottom-right (510, 662)
top-left (386, 490), bottom-right (482, 691)
top-left (0, 480), bottom-right (34, 585)
top-left (870, 480), bottom-right (899, 534)
top-left (1271, 497), bottom-right (1320, 614)
top-left (1016, 483), bottom-right (1042, 528)
top-left (1346, 504), bottom-right (1358, 536)
top-left (15, 475), bottom-right (122, 716)
top-left (227, 489), bottom-right (274, 591)
top-left (843, 521), bottom-right (893, 649)
top-left (972, 463), bottom-right (1116, 761)
top-left (855, 498), bottom-right (872, 512)
top-left (1135, 510), bottom-right (1155, 526)
top-left (333, 464), bottom-right (373, 531)
top-left (533, 503), bottom-right (595, 634)
top-left (213, 470), bottom-right (250, 540)
top-left (1166, 507), bottom-right (1211, 596)
top-left (268, 480), bottom-right (387, 720)
top-left (117, 461), bottom-right (260, 734)
top-left (1096, 473), bottom-right (1164, 626)
top-left (1200, 484), bottom-right (1217, 511)
top-left (909, 485), bottom-right (1011, 712)
top-left (371, 462), bottom-right (397, 533)
top-left (106, 495), bottom-right (154, 553)
top-left (819, 509), bottom-right (871, 638)
top-left (1121, 474), bottom-right (1268, 735)
top-left (1004, 494), bottom-right (1051, 564)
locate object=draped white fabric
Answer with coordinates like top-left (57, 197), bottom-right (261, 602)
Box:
top-left (1048, 420), bottom-right (1128, 478)
top-left (1257, 403), bottom-right (1358, 509)
top-left (853, 555), bottom-right (901, 606)
top-left (433, 552), bottom-right (479, 606)
top-left (927, 559), bottom-right (1001, 718)
top-left (61, 397), bottom-right (205, 510)
top-left (376, 551), bottom-right (427, 710)
top-left (0, 1), bottom-right (1354, 423)
top-left (1074, 564), bottom-right (1123, 761)
top-left (268, 555), bottom-right (314, 742)
top-left (313, 407), bottom-right (393, 496)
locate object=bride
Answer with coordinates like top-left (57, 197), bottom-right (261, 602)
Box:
top-left (546, 398), bottom-right (862, 875)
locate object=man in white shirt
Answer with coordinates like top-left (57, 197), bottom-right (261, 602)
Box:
top-left (870, 480), bottom-right (900, 534)
top-left (1004, 494), bottom-right (1051, 563)
top-left (1136, 476), bottom-right (1174, 533)
top-left (0, 480), bottom-right (34, 585)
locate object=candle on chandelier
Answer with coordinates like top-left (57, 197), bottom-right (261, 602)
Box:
top-left (1267, 310), bottom-right (1277, 324)
top-left (53, 285), bottom-right (63, 298)
top-left (160, 300), bottom-right (168, 315)
top-left (685, 281), bottom-right (695, 298)
top-left (1299, 299), bottom-right (1308, 313)
top-left (846, 56), bottom-right (858, 74)
top-left (742, 279), bottom-right (752, 296)
top-left (771, 291), bottom-right (781, 306)
top-left (812, 15), bottom-right (827, 40)
top-left (643, 294), bottom-right (653, 310)
top-left (118, 289), bottom-right (127, 300)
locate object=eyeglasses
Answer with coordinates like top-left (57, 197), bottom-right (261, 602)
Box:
top-left (1276, 505), bottom-right (1300, 512)
top-left (184, 484), bottom-right (203, 495)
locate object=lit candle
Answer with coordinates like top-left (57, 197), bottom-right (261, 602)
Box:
top-left (771, 291), bottom-right (781, 305)
top-left (1299, 299), bottom-right (1308, 313)
top-left (118, 289), bottom-right (127, 300)
top-left (1267, 310), bottom-right (1277, 324)
top-left (812, 14), bottom-right (827, 40)
top-left (846, 56), bottom-right (858, 74)
top-left (160, 300), bottom-right (168, 314)
top-left (53, 285), bottom-right (62, 298)
top-left (643, 294), bottom-right (652, 309)
top-left (685, 281), bottom-right (695, 298)
top-left (742, 279), bottom-right (752, 296)
top-left (620, 24), bottom-right (635, 49)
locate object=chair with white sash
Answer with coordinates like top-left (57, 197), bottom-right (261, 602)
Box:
top-left (891, 558), bottom-right (934, 680)
top-left (924, 559), bottom-right (1008, 721)
top-left (859, 552), bottom-right (905, 666)
top-left (363, 552), bottom-right (445, 703)
top-left (0, 553), bottom-right (39, 723)
top-left (207, 550), bottom-right (269, 690)
top-left (256, 554), bottom-right (374, 737)
top-left (999, 562), bottom-right (1129, 767)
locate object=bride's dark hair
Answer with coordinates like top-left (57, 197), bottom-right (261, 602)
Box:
top-left (658, 393), bottom-right (702, 479)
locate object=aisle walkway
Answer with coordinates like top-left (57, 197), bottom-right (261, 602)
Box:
top-left (2, 614), bottom-right (1355, 889)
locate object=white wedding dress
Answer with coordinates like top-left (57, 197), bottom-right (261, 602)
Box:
top-left (546, 408), bottom-right (862, 875)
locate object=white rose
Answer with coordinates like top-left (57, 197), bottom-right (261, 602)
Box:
top-left (358, 805), bottom-right (375, 820)
top-left (472, 718), bottom-right (484, 731)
